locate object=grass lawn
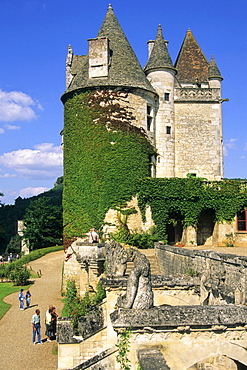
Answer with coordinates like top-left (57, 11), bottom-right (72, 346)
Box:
top-left (0, 283), bottom-right (31, 320)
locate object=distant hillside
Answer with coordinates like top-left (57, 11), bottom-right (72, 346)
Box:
top-left (0, 178), bottom-right (63, 253)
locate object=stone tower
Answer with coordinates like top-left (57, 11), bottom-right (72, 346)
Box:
top-left (144, 25), bottom-right (177, 178)
top-left (61, 5), bottom-right (224, 239)
top-left (144, 27), bottom-right (224, 180)
top-left (172, 29), bottom-right (223, 180)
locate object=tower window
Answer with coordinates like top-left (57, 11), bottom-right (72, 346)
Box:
top-left (147, 105), bottom-right (153, 131)
top-left (166, 126), bottom-right (171, 134)
top-left (164, 93), bottom-right (170, 101)
top-left (237, 210), bottom-right (247, 231)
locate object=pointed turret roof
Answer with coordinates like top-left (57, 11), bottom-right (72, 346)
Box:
top-left (208, 55), bottom-right (223, 80)
top-left (174, 29), bottom-right (208, 83)
top-left (64, 5), bottom-right (155, 95)
top-left (144, 25), bottom-right (176, 74)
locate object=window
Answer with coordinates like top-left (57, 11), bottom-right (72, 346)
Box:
top-left (164, 93), bottom-right (170, 101)
top-left (237, 210), bottom-right (247, 231)
top-left (147, 105), bottom-right (153, 131)
top-left (166, 126), bottom-right (171, 134)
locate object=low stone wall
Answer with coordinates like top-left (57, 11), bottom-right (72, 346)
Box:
top-left (155, 243), bottom-right (247, 304)
top-left (111, 305), bottom-right (247, 328)
top-left (110, 305), bottom-right (247, 369)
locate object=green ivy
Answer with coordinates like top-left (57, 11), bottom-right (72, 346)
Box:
top-left (63, 90), bottom-right (247, 245)
top-left (116, 329), bottom-right (132, 370)
top-left (63, 90), bottom-right (155, 242)
top-left (137, 178), bottom-right (247, 240)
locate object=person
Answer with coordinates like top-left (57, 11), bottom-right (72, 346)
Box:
top-left (31, 309), bottom-right (42, 344)
top-left (9, 253), bottom-right (13, 262)
top-left (19, 289), bottom-right (25, 310)
top-left (0, 255), bottom-right (3, 263)
top-left (51, 307), bottom-right (58, 337)
top-left (45, 306), bottom-right (54, 342)
top-left (26, 290), bottom-right (32, 308)
top-left (83, 228), bottom-right (99, 243)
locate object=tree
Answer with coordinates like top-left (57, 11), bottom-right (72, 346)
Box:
top-left (0, 192), bottom-right (3, 208)
top-left (22, 197), bottom-right (62, 250)
top-left (5, 235), bottom-right (21, 255)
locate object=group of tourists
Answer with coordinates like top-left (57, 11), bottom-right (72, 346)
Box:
top-left (18, 289), bottom-right (32, 310)
top-left (31, 305), bottom-right (58, 345)
top-left (0, 253), bottom-right (19, 263)
top-left (19, 289), bottom-right (58, 344)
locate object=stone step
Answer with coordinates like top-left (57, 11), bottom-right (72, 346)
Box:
top-left (125, 249), bottom-right (161, 275)
top-left (72, 347), bottom-right (117, 370)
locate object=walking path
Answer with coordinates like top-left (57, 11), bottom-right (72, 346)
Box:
top-left (0, 250), bottom-right (64, 370)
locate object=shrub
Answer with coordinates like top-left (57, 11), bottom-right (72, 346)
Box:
top-left (111, 226), bottom-right (160, 249)
top-left (9, 266), bottom-right (30, 285)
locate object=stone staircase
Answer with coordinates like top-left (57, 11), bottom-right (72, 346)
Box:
top-left (126, 249), bottom-right (161, 275)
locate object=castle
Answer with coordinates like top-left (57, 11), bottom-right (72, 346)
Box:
top-left (57, 6), bottom-right (247, 370)
top-left (64, 4), bottom-right (224, 182)
top-left (61, 5), bottom-right (247, 248)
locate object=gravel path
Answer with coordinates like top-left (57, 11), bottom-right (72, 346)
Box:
top-left (0, 250), bottom-right (64, 370)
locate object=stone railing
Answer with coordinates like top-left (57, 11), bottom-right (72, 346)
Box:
top-left (155, 243), bottom-right (247, 304)
top-left (111, 305), bottom-right (247, 330)
top-left (174, 88), bottom-right (221, 101)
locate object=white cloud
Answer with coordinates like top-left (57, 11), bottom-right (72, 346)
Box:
top-left (0, 143), bottom-right (63, 179)
top-left (19, 187), bottom-right (49, 198)
top-left (0, 89), bottom-right (42, 122)
top-left (0, 128), bottom-right (4, 134)
top-left (223, 138), bottom-right (237, 156)
top-left (4, 124), bottom-right (20, 130)
top-left (0, 173), bottom-right (16, 178)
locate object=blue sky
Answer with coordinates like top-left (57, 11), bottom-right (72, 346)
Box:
top-left (0, 0), bottom-right (246, 205)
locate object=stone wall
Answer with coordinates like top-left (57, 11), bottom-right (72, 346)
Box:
top-left (174, 98), bottom-right (223, 180)
top-left (111, 306), bottom-right (247, 370)
top-left (156, 243), bottom-right (247, 304)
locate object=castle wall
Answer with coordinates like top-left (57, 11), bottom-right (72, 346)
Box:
top-left (174, 97), bottom-right (223, 180)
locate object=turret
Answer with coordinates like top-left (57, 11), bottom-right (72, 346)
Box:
top-left (145, 25), bottom-right (176, 178)
top-left (208, 55), bottom-right (223, 90)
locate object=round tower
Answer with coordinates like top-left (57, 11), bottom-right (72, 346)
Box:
top-left (144, 25), bottom-right (177, 178)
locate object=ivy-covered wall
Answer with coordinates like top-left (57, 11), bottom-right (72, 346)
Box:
top-left (63, 89), bottom-right (155, 242)
top-left (137, 178), bottom-right (247, 240)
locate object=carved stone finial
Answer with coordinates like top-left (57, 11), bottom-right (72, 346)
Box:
top-left (108, 4), bottom-right (112, 10)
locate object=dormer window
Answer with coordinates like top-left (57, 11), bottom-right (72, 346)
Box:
top-left (164, 93), bottom-right (170, 101)
top-left (166, 126), bottom-right (171, 134)
top-left (88, 37), bottom-right (109, 78)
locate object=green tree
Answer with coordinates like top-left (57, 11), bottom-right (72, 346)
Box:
top-left (23, 197), bottom-right (62, 250)
top-left (5, 235), bottom-right (21, 255)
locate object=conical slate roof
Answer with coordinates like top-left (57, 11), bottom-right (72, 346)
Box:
top-left (208, 55), bottom-right (223, 80)
top-left (144, 25), bottom-right (176, 74)
top-left (174, 29), bottom-right (208, 83)
top-left (64, 5), bottom-right (156, 95)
